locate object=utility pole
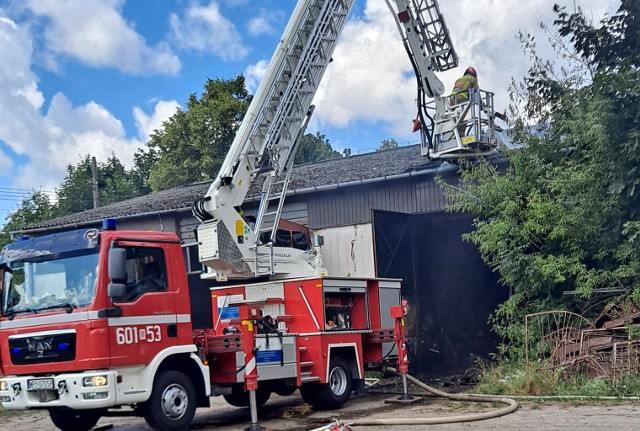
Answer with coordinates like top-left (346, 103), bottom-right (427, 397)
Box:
top-left (91, 156), bottom-right (99, 209)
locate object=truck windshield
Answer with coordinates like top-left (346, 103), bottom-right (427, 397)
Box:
top-left (2, 251), bottom-right (99, 316)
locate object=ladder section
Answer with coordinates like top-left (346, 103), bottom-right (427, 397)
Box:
top-left (244, 0), bottom-right (354, 179)
top-left (253, 108), bottom-right (314, 249)
top-left (251, 107), bottom-right (313, 276)
top-left (244, 0), bottom-right (354, 277)
top-left (411, 0), bottom-right (458, 71)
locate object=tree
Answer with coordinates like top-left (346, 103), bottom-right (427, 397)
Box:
top-left (56, 155), bottom-right (96, 215)
top-left (0, 191), bottom-right (54, 247)
top-left (147, 76), bottom-right (251, 191)
top-left (294, 132), bottom-right (343, 165)
top-left (56, 155), bottom-right (141, 215)
top-left (377, 138), bottom-right (399, 152)
top-left (439, 2), bottom-right (640, 353)
top-left (130, 147), bottom-right (159, 196)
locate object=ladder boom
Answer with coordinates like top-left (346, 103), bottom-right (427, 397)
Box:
top-left (195, 0), bottom-right (355, 281)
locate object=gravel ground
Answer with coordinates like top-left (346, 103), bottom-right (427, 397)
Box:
top-left (3, 392), bottom-right (640, 430)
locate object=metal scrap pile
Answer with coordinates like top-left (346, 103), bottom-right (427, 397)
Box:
top-left (525, 310), bottom-right (640, 380)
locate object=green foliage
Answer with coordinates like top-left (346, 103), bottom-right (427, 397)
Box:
top-left (473, 362), bottom-right (561, 396)
top-left (294, 132), bottom-right (344, 165)
top-left (439, 2), bottom-right (640, 355)
top-left (0, 191), bottom-right (54, 247)
top-left (474, 361), bottom-right (640, 398)
top-left (130, 147), bottom-right (158, 195)
top-left (56, 155), bottom-right (144, 215)
top-left (377, 138), bottom-right (399, 151)
top-left (147, 76), bottom-right (251, 191)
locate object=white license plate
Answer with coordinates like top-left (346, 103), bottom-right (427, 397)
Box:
top-left (27, 378), bottom-right (54, 391)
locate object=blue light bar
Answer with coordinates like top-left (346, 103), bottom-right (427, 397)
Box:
top-left (102, 219), bottom-right (117, 230)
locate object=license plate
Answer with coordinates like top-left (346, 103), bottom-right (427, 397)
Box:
top-left (27, 378), bottom-right (54, 391)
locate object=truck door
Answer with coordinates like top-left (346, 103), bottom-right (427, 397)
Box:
top-left (107, 243), bottom-right (179, 367)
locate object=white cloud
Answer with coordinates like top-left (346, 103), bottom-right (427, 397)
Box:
top-left (310, 0), bottom-right (619, 139)
top-left (247, 9), bottom-right (284, 37)
top-left (25, 0), bottom-right (181, 76)
top-left (0, 15), bottom-right (157, 192)
top-left (438, 0), bottom-right (617, 112)
top-left (17, 91), bottom-right (144, 190)
top-left (0, 150), bottom-right (14, 175)
top-left (243, 60), bottom-right (269, 94)
top-left (45, 94), bottom-right (125, 138)
top-left (134, 100), bottom-right (181, 143)
top-left (170, 1), bottom-right (248, 61)
top-left (224, 0), bottom-right (248, 6)
top-left (311, 1), bottom-right (415, 136)
top-left (0, 16), bottom-right (50, 160)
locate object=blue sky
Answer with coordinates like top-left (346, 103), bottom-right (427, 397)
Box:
top-left (0, 0), bottom-right (618, 227)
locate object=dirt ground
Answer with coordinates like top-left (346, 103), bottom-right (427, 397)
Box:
top-left (3, 391), bottom-right (640, 431)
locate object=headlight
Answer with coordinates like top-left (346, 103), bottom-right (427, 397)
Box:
top-left (83, 375), bottom-right (108, 387)
top-left (0, 381), bottom-right (7, 391)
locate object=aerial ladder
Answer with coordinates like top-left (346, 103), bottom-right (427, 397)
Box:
top-left (387, 0), bottom-right (500, 159)
top-left (192, 0), bottom-right (500, 282)
top-left (192, 0), bottom-right (356, 281)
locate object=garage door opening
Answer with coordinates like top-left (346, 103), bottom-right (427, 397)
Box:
top-left (373, 209), bottom-right (508, 376)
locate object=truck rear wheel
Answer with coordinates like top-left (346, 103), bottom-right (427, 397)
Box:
top-left (302, 357), bottom-right (353, 409)
top-left (144, 371), bottom-right (197, 431)
top-left (222, 384), bottom-right (271, 407)
top-left (49, 408), bottom-right (102, 431)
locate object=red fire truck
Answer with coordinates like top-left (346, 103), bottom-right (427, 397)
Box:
top-left (0, 226), bottom-right (406, 431)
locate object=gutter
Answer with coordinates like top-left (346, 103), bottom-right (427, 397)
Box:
top-left (245, 161), bottom-right (459, 202)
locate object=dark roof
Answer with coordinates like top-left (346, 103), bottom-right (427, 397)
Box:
top-left (22, 144), bottom-right (445, 231)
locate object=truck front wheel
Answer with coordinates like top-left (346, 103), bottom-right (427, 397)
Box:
top-left (144, 371), bottom-right (197, 431)
top-left (49, 408), bottom-right (102, 431)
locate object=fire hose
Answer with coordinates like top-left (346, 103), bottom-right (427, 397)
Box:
top-left (336, 366), bottom-right (518, 427)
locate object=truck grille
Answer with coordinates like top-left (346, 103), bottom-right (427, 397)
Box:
top-left (8, 331), bottom-right (76, 365)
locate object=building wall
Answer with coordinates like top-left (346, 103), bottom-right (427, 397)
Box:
top-left (313, 223), bottom-right (376, 278)
top-left (307, 174), bottom-right (454, 230)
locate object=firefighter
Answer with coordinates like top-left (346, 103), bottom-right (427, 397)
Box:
top-left (451, 66), bottom-right (479, 104)
top-left (450, 66), bottom-right (479, 139)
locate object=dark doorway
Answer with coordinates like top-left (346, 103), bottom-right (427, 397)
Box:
top-left (373, 210), bottom-right (507, 376)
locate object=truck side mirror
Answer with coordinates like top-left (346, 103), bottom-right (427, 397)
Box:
top-left (108, 248), bottom-right (127, 282)
top-left (107, 283), bottom-right (127, 298)
top-left (108, 248), bottom-right (127, 300)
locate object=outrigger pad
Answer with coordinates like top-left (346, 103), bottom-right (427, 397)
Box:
top-left (384, 395), bottom-right (423, 405)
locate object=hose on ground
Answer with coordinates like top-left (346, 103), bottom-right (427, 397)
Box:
top-left (343, 366), bottom-right (519, 427)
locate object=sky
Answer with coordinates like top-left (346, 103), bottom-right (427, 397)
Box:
top-left (0, 0), bottom-right (619, 226)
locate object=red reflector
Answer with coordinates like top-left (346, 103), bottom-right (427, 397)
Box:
top-left (397, 10), bottom-right (410, 23)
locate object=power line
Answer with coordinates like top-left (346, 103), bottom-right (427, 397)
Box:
top-left (0, 187), bottom-right (56, 194)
